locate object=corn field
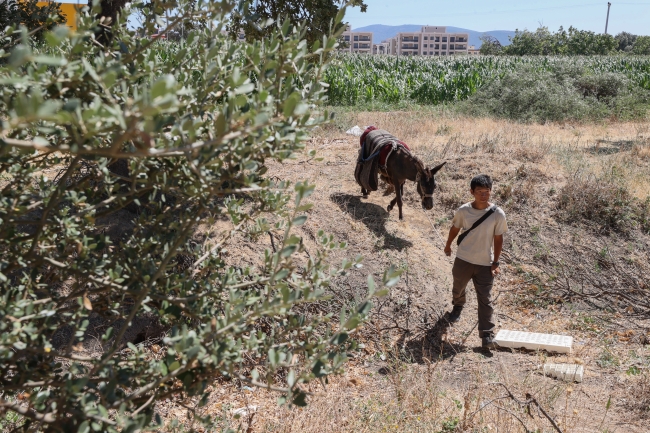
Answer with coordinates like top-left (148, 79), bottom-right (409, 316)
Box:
top-left (324, 54), bottom-right (650, 106)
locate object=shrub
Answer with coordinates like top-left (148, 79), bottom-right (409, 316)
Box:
top-left (462, 66), bottom-right (593, 122)
top-left (573, 72), bottom-right (628, 100)
top-left (556, 170), bottom-right (648, 233)
top-left (0, 1), bottom-right (395, 431)
top-left (632, 36), bottom-right (650, 55)
top-left (463, 64), bottom-right (650, 122)
top-left (631, 370), bottom-right (650, 414)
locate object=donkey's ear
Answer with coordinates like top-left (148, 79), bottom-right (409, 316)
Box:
top-left (430, 161), bottom-right (447, 175)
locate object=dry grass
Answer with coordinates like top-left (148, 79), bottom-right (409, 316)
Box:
top-left (330, 111), bottom-right (650, 200)
top-left (262, 357), bottom-right (617, 433)
top-left (631, 371), bottom-right (650, 414)
top-left (155, 112), bottom-right (650, 432)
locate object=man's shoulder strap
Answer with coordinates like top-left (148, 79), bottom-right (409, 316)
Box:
top-left (456, 205), bottom-right (497, 246)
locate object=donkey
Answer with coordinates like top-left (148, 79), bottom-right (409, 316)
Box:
top-left (379, 148), bottom-right (446, 220)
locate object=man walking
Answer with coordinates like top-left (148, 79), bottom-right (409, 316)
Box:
top-left (444, 174), bottom-right (507, 349)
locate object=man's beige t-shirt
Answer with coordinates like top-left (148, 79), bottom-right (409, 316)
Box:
top-left (452, 202), bottom-right (507, 266)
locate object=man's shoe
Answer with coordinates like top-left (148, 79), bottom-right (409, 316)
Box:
top-left (448, 306), bottom-right (463, 323)
top-left (482, 335), bottom-right (501, 350)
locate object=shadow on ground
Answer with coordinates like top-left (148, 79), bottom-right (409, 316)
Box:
top-left (330, 193), bottom-right (413, 251)
top-left (397, 314), bottom-right (474, 363)
top-left (587, 139), bottom-right (636, 155)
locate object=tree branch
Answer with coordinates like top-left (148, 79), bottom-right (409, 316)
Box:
top-left (0, 398), bottom-right (56, 424)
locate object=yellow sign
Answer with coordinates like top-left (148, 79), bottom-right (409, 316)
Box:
top-left (35, 2), bottom-right (87, 31)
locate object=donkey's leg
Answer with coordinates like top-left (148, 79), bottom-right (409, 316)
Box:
top-left (387, 196), bottom-right (397, 212)
top-left (361, 187), bottom-right (369, 198)
top-left (396, 182), bottom-right (404, 220)
top-left (395, 184), bottom-right (404, 220)
top-left (386, 176), bottom-right (397, 211)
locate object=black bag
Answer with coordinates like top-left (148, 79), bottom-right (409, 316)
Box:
top-left (456, 206), bottom-right (496, 246)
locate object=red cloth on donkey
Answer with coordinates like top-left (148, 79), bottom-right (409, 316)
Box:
top-left (360, 126), bottom-right (409, 166)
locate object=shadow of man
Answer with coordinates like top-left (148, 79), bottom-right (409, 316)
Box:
top-left (399, 314), bottom-right (471, 364)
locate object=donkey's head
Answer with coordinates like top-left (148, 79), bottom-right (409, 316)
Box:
top-left (416, 162), bottom-right (446, 210)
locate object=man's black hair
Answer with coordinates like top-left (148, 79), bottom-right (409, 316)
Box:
top-left (470, 174), bottom-right (493, 191)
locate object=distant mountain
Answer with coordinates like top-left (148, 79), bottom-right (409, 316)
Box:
top-left (352, 24), bottom-right (515, 48)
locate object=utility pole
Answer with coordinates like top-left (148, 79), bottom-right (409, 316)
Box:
top-left (605, 2), bottom-right (611, 34)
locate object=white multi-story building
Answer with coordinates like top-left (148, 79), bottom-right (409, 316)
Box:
top-left (373, 42), bottom-right (390, 55)
top-left (340, 25), bottom-right (373, 54)
top-left (382, 26), bottom-right (469, 56)
top-left (382, 37), bottom-right (398, 55)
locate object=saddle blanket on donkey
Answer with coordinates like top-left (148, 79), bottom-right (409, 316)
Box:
top-left (354, 126), bottom-right (410, 193)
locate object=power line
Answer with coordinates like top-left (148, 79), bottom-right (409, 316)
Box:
top-left (384, 2), bottom-right (650, 19)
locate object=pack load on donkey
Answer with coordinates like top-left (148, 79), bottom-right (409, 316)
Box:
top-left (354, 126), bottom-right (446, 220)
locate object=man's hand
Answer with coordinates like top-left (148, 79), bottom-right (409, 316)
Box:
top-left (445, 226), bottom-right (460, 257)
top-left (491, 264), bottom-right (500, 276)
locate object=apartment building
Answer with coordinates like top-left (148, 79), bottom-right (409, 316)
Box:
top-left (468, 45), bottom-right (481, 55)
top-left (382, 26), bottom-right (469, 56)
top-left (373, 42), bottom-right (390, 55)
top-left (341, 25), bottom-right (373, 54)
top-left (383, 37), bottom-right (398, 55)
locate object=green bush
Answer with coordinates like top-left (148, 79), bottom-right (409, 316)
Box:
top-left (0, 1), bottom-right (396, 431)
top-left (632, 36), bottom-right (650, 55)
top-left (573, 72), bottom-right (628, 99)
top-left (0, 0), bottom-right (66, 45)
top-left (462, 66), bottom-right (592, 122)
top-left (462, 64), bottom-right (650, 122)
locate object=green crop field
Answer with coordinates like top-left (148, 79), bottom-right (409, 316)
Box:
top-left (324, 54), bottom-right (650, 106)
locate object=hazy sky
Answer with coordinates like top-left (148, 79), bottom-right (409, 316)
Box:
top-left (345, 0), bottom-right (650, 35)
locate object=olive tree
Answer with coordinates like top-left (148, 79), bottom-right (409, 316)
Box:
top-left (228, 0), bottom-right (367, 48)
top-left (0, 0), bottom-right (395, 431)
top-left (478, 35), bottom-right (502, 55)
top-left (0, 0), bottom-right (66, 45)
top-left (632, 36), bottom-right (650, 55)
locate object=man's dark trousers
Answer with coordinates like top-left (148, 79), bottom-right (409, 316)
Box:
top-left (451, 257), bottom-right (495, 337)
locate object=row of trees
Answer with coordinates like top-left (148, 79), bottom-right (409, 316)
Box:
top-left (480, 26), bottom-right (650, 56)
top-left (614, 31), bottom-right (650, 53)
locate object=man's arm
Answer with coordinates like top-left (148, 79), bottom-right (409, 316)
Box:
top-left (492, 234), bottom-right (503, 275)
top-left (444, 226), bottom-right (461, 257)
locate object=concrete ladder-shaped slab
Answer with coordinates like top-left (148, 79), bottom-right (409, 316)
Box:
top-left (543, 363), bottom-right (584, 382)
top-left (494, 330), bottom-right (573, 353)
